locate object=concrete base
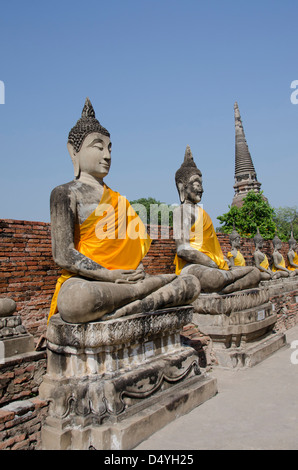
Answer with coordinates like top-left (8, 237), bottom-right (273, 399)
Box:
top-left (40, 307), bottom-right (218, 450)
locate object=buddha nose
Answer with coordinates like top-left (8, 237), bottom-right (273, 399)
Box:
top-left (104, 149), bottom-right (111, 162)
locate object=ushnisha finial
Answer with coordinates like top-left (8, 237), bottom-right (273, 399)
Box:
top-left (184, 145), bottom-right (194, 163)
top-left (81, 97), bottom-right (96, 119)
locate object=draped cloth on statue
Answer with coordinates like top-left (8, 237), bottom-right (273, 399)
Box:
top-left (48, 185), bottom-right (152, 323)
top-left (272, 256), bottom-right (286, 272)
top-left (227, 250), bottom-right (246, 266)
top-left (174, 207), bottom-right (229, 275)
top-left (259, 255), bottom-right (269, 270)
top-left (288, 252), bottom-right (298, 271)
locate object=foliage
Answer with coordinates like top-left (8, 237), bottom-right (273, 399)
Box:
top-left (217, 191), bottom-right (276, 240)
top-left (273, 206), bottom-right (298, 242)
top-left (129, 197), bottom-right (175, 226)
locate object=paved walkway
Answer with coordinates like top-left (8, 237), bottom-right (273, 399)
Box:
top-left (136, 325), bottom-right (298, 450)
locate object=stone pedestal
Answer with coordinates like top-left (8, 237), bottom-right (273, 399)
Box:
top-left (260, 278), bottom-right (298, 297)
top-left (0, 298), bottom-right (35, 364)
top-left (192, 288), bottom-right (286, 369)
top-left (39, 306), bottom-right (217, 450)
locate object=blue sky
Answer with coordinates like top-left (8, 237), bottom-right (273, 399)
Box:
top-left (0, 0), bottom-right (297, 226)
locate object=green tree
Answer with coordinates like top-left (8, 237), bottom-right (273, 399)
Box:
top-left (273, 206), bottom-right (298, 242)
top-left (129, 197), bottom-right (175, 226)
top-left (217, 191), bottom-right (276, 240)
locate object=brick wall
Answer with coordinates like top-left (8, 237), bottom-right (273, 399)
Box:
top-left (0, 397), bottom-right (48, 450)
top-left (272, 288), bottom-right (298, 331)
top-left (0, 220), bottom-right (60, 341)
top-left (0, 219), bottom-right (293, 341)
top-left (0, 351), bottom-right (46, 407)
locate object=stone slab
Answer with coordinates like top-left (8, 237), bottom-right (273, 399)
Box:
top-left (212, 332), bottom-right (287, 369)
top-left (0, 334), bottom-right (35, 363)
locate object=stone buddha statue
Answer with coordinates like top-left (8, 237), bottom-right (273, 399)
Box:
top-left (173, 146), bottom-right (261, 294)
top-left (287, 231), bottom-right (298, 273)
top-left (253, 228), bottom-right (281, 280)
top-left (272, 234), bottom-right (295, 277)
top-left (48, 99), bottom-right (200, 324)
top-left (227, 227), bottom-right (246, 267)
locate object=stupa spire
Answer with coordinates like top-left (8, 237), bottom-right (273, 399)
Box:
top-left (231, 102), bottom-right (266, 207)
top-left (234, 101), bottom-right (256, 176)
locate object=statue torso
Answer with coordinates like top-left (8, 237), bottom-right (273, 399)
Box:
top-left (67, 179), bottom-right (105, 225)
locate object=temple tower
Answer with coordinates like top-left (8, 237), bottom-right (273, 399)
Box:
top-left (232, 102), bottom-right (266, 207)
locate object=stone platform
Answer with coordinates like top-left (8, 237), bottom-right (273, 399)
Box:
top-left (0, 298), bottom-right (35, 363)
top-left (39, 306), bottom-right (217, 450)
top-left (192, 288), bottom-right (286, 369)
top-left (260, 277), bottom-right (298, 297)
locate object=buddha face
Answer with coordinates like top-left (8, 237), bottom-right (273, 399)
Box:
top-left (255, 239), bottom-right (263, 250)
top-left (184, 174), bottom-right (204, 204)
top-left (232, 236), bottom-right (241, 249)
top-left (68, 132), bottom-right (112, 179)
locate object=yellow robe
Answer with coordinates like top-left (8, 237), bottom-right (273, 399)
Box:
top-left (288, 252), bottom-right (298, 271)
top-left (48, 185), bottom-right (151, 323)
top-left (174, 207), bottom-right (229, 275)
top-left (259, 254), bottom-right (269, 270)
top-left (272, 255), bottom-right (286, 272)
top-left (227, 250), bottom-right (246, 267)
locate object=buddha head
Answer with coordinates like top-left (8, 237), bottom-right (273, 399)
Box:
top-left (272, 234), bottom-right (282, 250)
top-left (175, 146), bottom-right (203, 204)
top-left (229, 226), bottom-right (241, 249)
top-left (253, 227), bottom-right (264, 249)
top-left (288, 231), bottom-right (297, 251)
top-left (67, 98), bottom-right (112, 179)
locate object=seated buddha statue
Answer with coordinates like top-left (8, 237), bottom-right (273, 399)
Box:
top-left (253, 228), bottom-right (282, 280)
top-left (227, 227), bottom-right (246, 267)
top-left (287, 231), bottom-right (298, 274)
top-left (272, 234), bottom-right (295, 277)
top-left (48, 99), bottom-right (201, 324)
top-left (173, 146), bottom-right (261, 294)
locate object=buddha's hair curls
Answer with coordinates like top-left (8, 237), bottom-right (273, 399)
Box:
top-left (68, 98), bottom-right (110, 152)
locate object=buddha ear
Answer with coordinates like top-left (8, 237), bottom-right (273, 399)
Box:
top-left (177, 182), bottom-right (185, 203)
top-left (67, 142), bottom-right (80, 178)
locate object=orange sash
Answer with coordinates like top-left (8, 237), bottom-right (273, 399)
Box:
top-left (174, 207), bottom-right (229, 275)
top-left (227, 250), bottom-right (246, 266)
top-left (288, 252), bottom-right (298, 271)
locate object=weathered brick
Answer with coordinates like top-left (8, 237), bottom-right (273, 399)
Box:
top-left (0, 409), bottom-right (15, 424)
